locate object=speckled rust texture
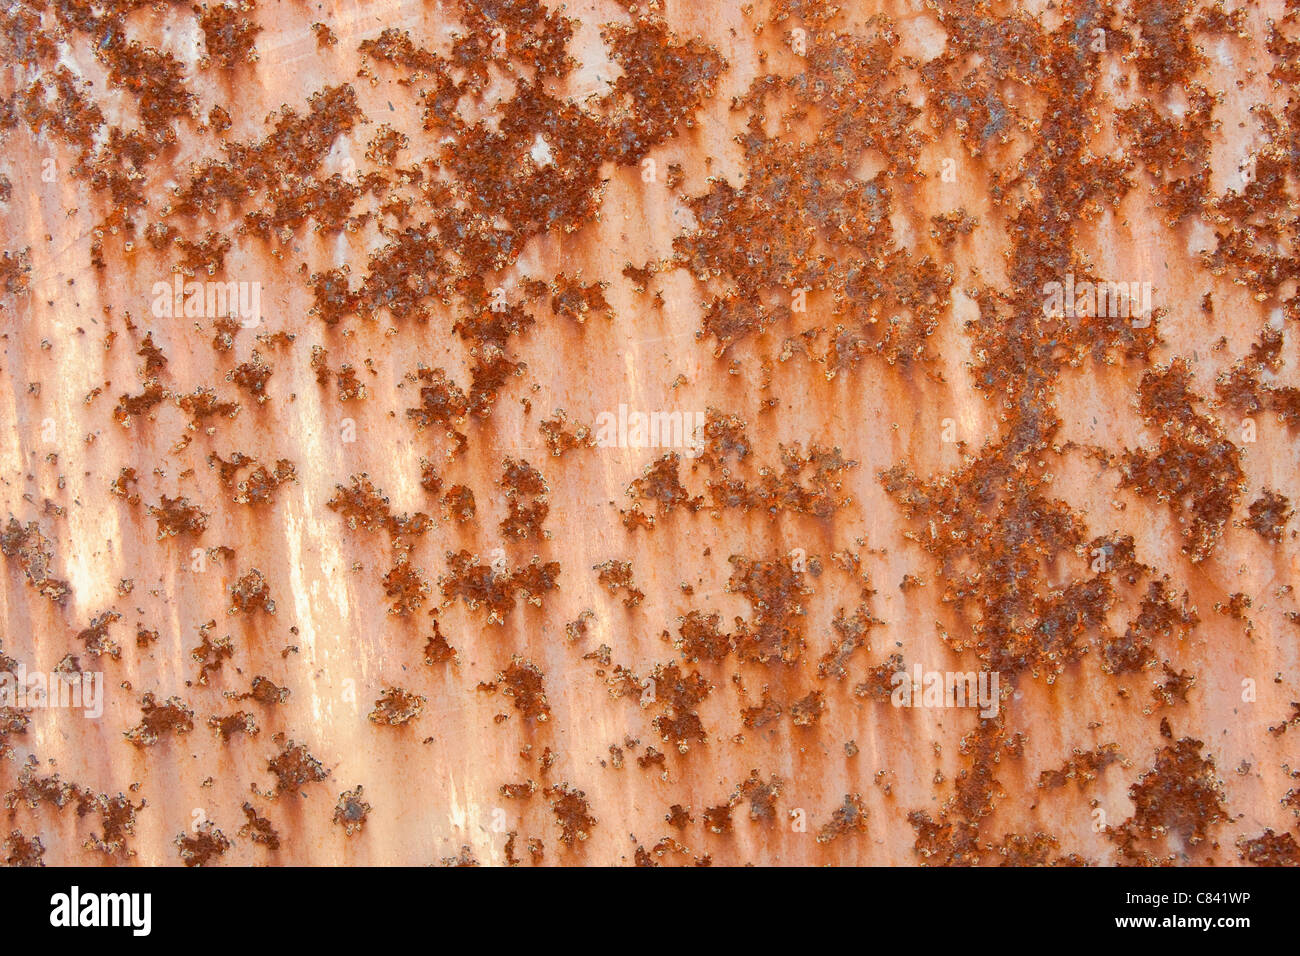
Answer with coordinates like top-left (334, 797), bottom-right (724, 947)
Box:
top-left (0, 0), bottom-right (1298, 866)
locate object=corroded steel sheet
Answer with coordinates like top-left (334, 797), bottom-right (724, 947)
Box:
top-left (0, 0), bottom-right (1297, 867)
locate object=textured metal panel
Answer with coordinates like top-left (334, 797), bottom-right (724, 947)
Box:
top-left (0, 0), bottom-right (1297, 866)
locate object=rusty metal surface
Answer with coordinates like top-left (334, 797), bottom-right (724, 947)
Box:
top-left (0, 0), bottom-right (1298, 866)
